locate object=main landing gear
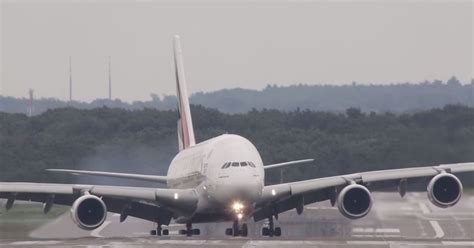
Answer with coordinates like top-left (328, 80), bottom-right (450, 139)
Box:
top-left (225, 220), bottom-right (248, 237)
top-left (261, 216), bottom-right (281, 237)
top-left (150, 223), bottom-right (169, 236)
top-left (178, 223), bottom-right (200, 237)
top-left (150, 223), bottom-right (200, 237)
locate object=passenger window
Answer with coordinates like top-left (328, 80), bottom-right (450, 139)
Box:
top-left (240, 162), bottom-right (248, 167)
top-left (231, 162), bottom-right (240, 167)
top-left (249, 162), bottom-right (256, 168)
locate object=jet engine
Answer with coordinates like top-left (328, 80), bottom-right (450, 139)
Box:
top-left (70, 194), bottom-right (107, 230)
top-left (427, 173), bottom-right (463, 208)
top-left (337, 184), bottom-right (372, 219)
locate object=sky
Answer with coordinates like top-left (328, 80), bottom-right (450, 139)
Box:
top-left (0, 0), bottom-right (472, 102)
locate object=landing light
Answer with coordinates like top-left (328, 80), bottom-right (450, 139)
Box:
top-left (237, 213), bottom-right (243, 220)
top-left (174, 193), bottom-right (179, 200)
top-left (232, 202), bottom-right (244, 211)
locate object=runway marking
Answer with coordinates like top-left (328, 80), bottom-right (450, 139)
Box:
top-left (429, 220), bottom-right (445, 238)
top-left (346, 240), bottom-right (388, 245)
top-left (352, 228), bottom-right (400, 233)
top-left (91, 220), bottom-right (111, 238)
top-left (442, 241), bottom-right (474, 246)
top-left (352, 234), bottom-right (401, 238)
top-left (242, 240), bottom-right (256, 248)
top-left (8, 241), bottom-right (62, 246)
top-left (419, 202), bottom-right (431, 214)
top-left (305, 206), bottom-right (336, 210)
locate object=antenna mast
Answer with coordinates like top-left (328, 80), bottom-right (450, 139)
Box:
top-left (69, 56), bottom-right (72, 102)
top-left (28, 89), bottom-right (34, 117)
top-left (108, 56), bottom-right (112, 100)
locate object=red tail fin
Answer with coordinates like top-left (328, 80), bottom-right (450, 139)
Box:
top-left (174, 35), bottom-right (196, 151)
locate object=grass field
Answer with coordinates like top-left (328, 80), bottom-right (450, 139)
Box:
top-left (464, 187), bottom-right (474, 195)
top-left (0, 202), bottom-right (68, 239)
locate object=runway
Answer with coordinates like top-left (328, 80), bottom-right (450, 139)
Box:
top-left (1, 192), bottom-right (473, 247)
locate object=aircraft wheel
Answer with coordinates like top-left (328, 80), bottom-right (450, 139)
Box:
top-left (193, 229), bottom-right (200, 235)
top-left (274, 227), bottom-right (281, 237)
top-left (162, 229), bottom-right (169, 236)
top-left (225, 228), bottom-right (233, 236)
top-left (150, 230), bottom-right (157, 236)
top-left (241, 223), bottom-right (248, 237)
top-left (262, 227), bottom-right (269, 236)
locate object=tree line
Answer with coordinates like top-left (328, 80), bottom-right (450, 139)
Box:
top-left (0, 104), bottom-right (473, 186)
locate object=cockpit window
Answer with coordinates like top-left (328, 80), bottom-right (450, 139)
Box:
top-left (221, 162), bottom-right (229, 169)
top-left (221, 161), bottom-right (256, 169)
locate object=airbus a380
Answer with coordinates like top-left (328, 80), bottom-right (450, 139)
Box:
top-left (1, 36), bottom-right (473, 238)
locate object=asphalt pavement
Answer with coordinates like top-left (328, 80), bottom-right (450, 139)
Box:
top-left (0, 192), bottom-right (473, 247)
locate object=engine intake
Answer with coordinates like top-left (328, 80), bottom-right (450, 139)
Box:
top-left (427, 173), bottom-right (463, 208)
top-left (337, 184), bottom-right (372, 219)
top-left (70, 194), bottom-right (107, 230)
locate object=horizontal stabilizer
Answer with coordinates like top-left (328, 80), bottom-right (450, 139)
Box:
top-left (264, 159), bottom-right (314, 170)
top-left (46, 169), bottom-right (168, 184)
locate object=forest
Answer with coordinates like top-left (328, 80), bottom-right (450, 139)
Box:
top-left (1, 104), bottom-right (473, 187)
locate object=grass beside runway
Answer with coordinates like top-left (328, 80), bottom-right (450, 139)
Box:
top-left (464, 187), bottom-right (474, 195)
top-left (0, 202), bottom-right (68, 239)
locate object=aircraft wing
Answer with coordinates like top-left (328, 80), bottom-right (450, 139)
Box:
top-left (0, 183), bottom-right (197, 224)
top-left (46, 169), bottom-right (169, 184)
top-left (253, 162), bottom-right (474, 221)
top-left (264, 159), bottom-right (314, 170)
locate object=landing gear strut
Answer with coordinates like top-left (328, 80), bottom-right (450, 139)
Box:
top-left (225, 220), bottom-right (248, 237)
top-left (179, 223), bottom-right (200, 236)
top-left (261, 216), bottom-right (281, 237)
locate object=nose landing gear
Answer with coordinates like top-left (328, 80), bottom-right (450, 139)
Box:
top-left (225, 220), bottom-right (248, 237)
top-left (178, 223), bottom-right (200, 237)
top-left (261, 216), bottom-right (281, 237)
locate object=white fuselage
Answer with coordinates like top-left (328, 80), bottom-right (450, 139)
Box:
top-left (166, 134), bottom-right (264, 223)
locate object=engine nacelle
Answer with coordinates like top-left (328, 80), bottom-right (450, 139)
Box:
top-left (427, 173), bottom-right (463, 208)
top-left (337, 184), bottom-right (372, 219)
top-left (70, 194), bottom-right (107, 230)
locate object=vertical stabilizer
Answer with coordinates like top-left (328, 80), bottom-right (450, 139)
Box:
top-left (174, 35), bottom-right (196, 151)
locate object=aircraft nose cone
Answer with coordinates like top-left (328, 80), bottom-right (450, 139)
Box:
top-left (213, 178), bottom-right (262, 205)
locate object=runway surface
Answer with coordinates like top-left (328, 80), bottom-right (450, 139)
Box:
top-left (0, 192), bottom-right (473, 247)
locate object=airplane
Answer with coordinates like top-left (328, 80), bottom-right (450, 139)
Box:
top-left (1, 35), bottom-right (473, 238)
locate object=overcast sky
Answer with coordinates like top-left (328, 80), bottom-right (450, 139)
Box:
top-left (0, 0), bottom-right (472, 102)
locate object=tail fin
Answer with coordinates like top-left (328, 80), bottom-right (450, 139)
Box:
top-left (174, 35), bottom-right (196, 151)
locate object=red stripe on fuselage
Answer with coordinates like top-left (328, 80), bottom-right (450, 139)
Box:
top-left (178, 85), bottom-right (190, 149)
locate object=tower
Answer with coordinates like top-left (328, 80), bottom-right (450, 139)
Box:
top-left (28, 89), bottom-right (34, 117)
top-left (69, 56), bottom-right (72, 102)
top-left (108, 56), bottom-right (112, 100)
